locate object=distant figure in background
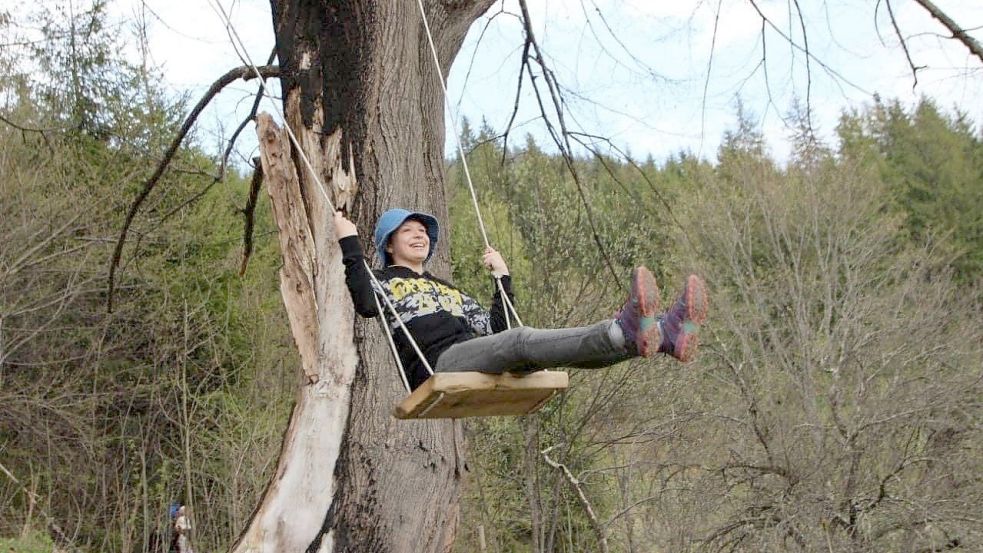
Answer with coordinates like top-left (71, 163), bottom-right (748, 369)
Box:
top-left (171, 503), bottom-right (195, 553)
top-left (168, 502), bottom-right (180, 553)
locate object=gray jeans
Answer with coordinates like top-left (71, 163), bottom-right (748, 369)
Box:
top-left (434, 320), bottom-right (631, 374)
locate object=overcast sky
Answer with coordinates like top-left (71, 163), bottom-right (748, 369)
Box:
top-left (81, 0), bottom-right (983, 163)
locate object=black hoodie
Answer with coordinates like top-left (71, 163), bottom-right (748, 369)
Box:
top-left (339, 236), bottom-right (515, 390)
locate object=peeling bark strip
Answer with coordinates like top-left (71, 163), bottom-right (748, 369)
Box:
top-left (230, 1), bottom-right (496, 552)
top-left (229, 115), bottom-right (359, 553)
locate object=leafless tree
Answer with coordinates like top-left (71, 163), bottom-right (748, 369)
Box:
top-left (657, 152), bottom-right (983, 552)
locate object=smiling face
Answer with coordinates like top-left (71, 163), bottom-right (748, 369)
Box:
top-left (386, 218), bottom-right (430, 271)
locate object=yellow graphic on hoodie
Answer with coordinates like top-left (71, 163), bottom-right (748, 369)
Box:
top-left (381, 276), bottom-right (491, 335)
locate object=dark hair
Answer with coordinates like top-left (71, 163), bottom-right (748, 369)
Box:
top-left (388, 215), bottom-right (427, 244)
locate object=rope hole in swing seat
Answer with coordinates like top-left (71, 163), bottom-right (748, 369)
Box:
top-left (393, 371), bottom-right (570, 419)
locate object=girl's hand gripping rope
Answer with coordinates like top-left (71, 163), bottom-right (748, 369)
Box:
top-left (482, 246), bottom-right (509, 278)
top-left (334, 210), bottom-right (358, 239)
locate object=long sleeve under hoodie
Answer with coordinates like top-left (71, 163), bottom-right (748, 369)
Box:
top-left (339, 235), bottom-right (516, 390)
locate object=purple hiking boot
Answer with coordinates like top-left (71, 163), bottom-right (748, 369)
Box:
top-left (615, 267), bottom-right (662, 357)
top-left (658, 274), bottom-right (708, 362)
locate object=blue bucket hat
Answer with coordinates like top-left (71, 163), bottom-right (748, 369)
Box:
top-left (373, 208), bottom-right (440, 266)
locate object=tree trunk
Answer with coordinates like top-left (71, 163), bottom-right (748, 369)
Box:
top-left (230, 1), bottom-right (495, 552)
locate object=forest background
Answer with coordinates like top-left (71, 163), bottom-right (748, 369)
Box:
top-left (1, 1), bottom-right (981, 552)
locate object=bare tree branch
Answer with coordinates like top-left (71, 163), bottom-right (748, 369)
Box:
top-left (884, 0), bottom-right (924, 90)
top-left (541, 447), bottom-right (609, 553)
top-left (911, 0), bottom-right (983, 65)
top-left (155, 50), bottom-right (278, 228)
top-left (701, 0), bottom-right (724, 152)
top-left (106, 64), bottom-right (280, 312)
top-left (500, 34), bottom-right (531, 166)
top-left (220, 49), bottom-right (278, 177)
top-left (580, 0), bottom-right (670, 82)
top-left (457, 5), bottom-right (517, 124)
top-left (790, 0), bottom-right (814, 132)
top-left (0, 112), bottom-right (58, 153)
top-left (0, 462), bottom-right (83, 553)
top-left (0, 112), bottom-right (61, 135)
top-left (516, 0), bottom-right (626, 292)
top-left (745, 0), bottom-right (869, 95)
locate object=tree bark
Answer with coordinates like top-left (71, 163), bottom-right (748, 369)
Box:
top-left (231, 1), bottom-right (495, 552)
top-left (911, 0), bottom-right (983, 65)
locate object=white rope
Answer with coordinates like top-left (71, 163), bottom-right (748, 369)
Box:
top-left (415, 0), bottom-right (524, 328)
top-left (416, 0), bottom-right (488, 248)
top-left (206, 0), bottom-right (335, 212)
top-left (372, 288), bottom-right (412, 393)
top-left (497, 278), bottom-right (523, 328)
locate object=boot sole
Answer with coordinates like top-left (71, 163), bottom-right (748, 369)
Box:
top-left (633, 266), bottom-right (661, 357)
top-left (671, 276), bottom-right (707, 362)
top-left (683, 274), bottom-right (709, 325)
top-left (674, 321), bottom-right (700, 363)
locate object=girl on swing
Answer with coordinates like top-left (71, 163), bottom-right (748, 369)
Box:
top-left (334, 208), bottom-right (708, 390)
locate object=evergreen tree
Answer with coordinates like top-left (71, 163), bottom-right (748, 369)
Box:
top-left (838, 98), bottom-right (983, 280)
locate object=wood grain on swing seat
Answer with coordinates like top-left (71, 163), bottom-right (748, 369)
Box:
top-left (393, 371), bottom-right (570, 419)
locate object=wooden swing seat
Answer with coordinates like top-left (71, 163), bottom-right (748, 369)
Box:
top-left (394, 370), bottom-right (569, 419)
